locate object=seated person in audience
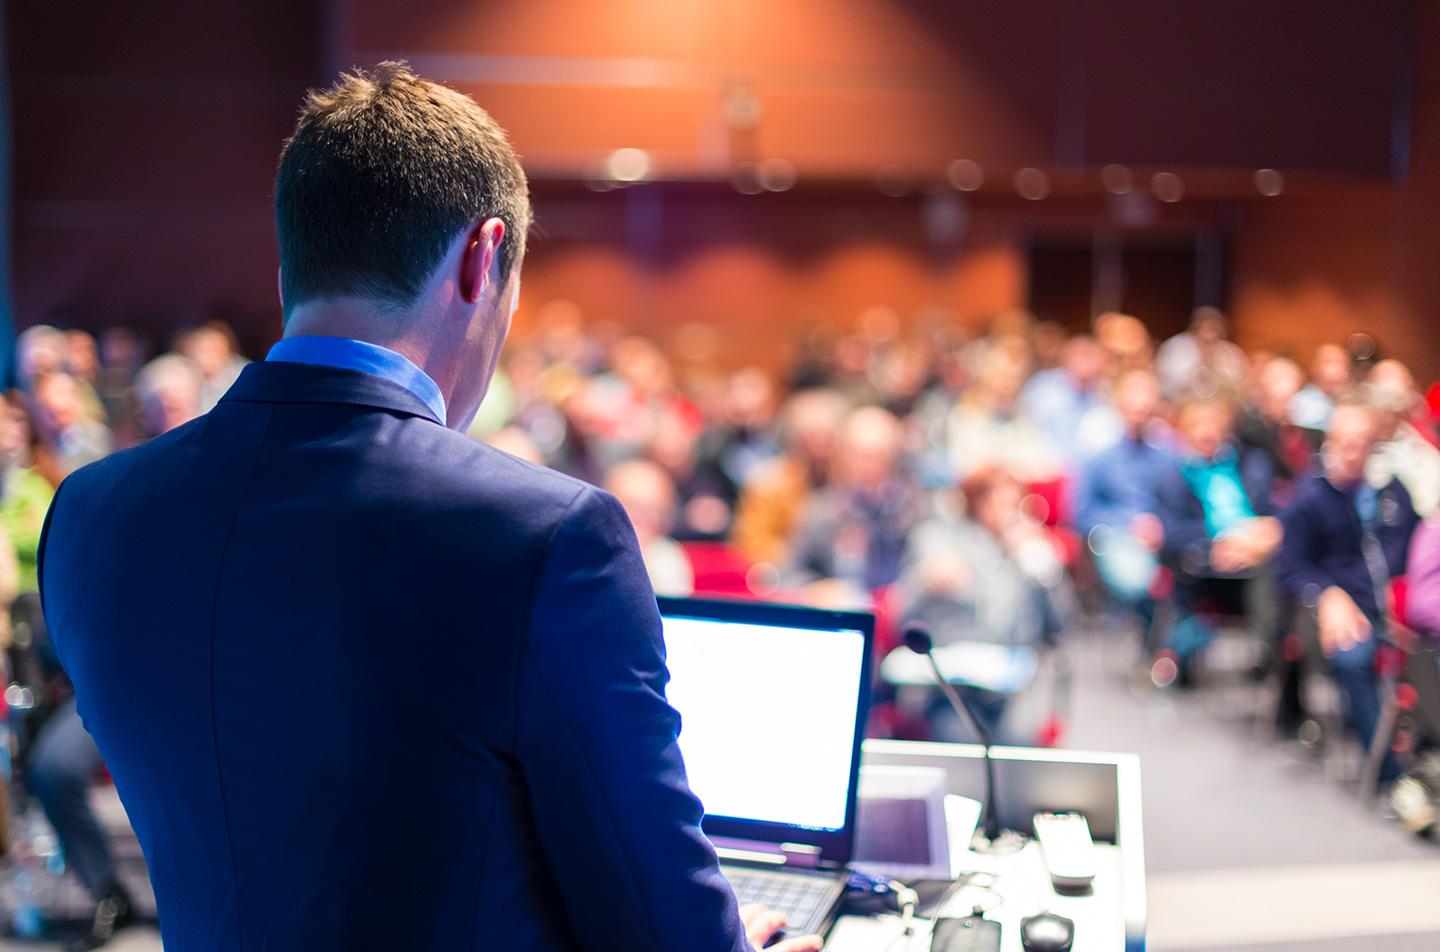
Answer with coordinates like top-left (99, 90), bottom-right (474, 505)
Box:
top-left (134, 354), bottom-right (205, 440)
top-left (1406, 512), bottom-right (1440, 639)
top-left (948, 338), bottom-right (1059, 481)
top-left (873, 337), bottom-right (933, 418)
top-left (698, 366), bottom-right (782, 498)
top-left (731, 388), bottom-right (847, 565)
top-left (1276, 397), bottom-right (1419, 783)
top-left (605, 458), bottom-right (695, 597)
top-left (17, 324), bottom-right (108, 425)
top-left (1236, 355), bottom-right (1312, 507)
top-left (587, 336), bottom-right (700, 470)
top-left (651, 408), bottom-right (737, 542)
top-left (16, 324), bottom-right (67, 391)
top-left (29, 370), bottom-right (113, 486)
top-left (1155, 307), bottom-right (1248, 401)
top-left (1365, 359), bottom-right (1440, 517)
top-left (96, 327), bottom-right (148, 448)
top-left (1019, 334), bottom-right (1117, 466)
top-left (785, 405), bottom-right (921, 600)
top-left (1290, 342), bottom-right (1352, 435)
top-left (1075, 370), bottom-right (1172, 641)
top-left (825, 332), bottom-right (884, 408)
top-left (0, 393), bottom-right (56, 597)
top-left (895, 465), bottom-right (1064, 741)
top-left (15, 378), bottom-right (189, 948)
top-left (174, 320), bottom-right (248, 413)
top-left (1094, 312), bottom-right (1154, 374)
top-left (64, 330), bottom-right (108, 420)
top-left (1156, 395), bottom-right (1282, 682)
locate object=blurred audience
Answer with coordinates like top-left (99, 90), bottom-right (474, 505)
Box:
top-left (1291, 342), bottom-right (1353, 433)
top-left (175, 321), bottom-right (248, 412)
top-left (1155, 307), bottom-right (1248, 400)
top-left (948, 337), bottom-right (1058, 480)
top-left (732, 388), bottom-right (846, 565)
top-left (1076, 370), bottom-right (1171, 638)
top-left (605, 458), bottom-right (695, 597)
top-left (1276, 397), bottom-right (1420, 782)
top-left (1406, 513), bottom-right (1440, 639)
top-left (1364, 359), bottom-right (1440, 517)
top-left (135, 355), bottom-right (205, 440)
top-left (1156, 396), bottom-right (1282, 679)
top-left (30, 371), bottom-right (112, 486)
top-left (897, 465), bottom-right (1064, 740)
top-left (8, 302), bottom-right (1440, 828)
top-left (0, 393), bottom-right (54, 595)
top-left (786, 405), bottom-right (920, 597)
top-left (1237, 355), bottom-right (1312, 505)
top-left (899, 465), bottom-right (1063, 650)
top-left (1019, 335), bottom-right (1117, 466)
top-left (1094, 312), bottom-right (1154, 373)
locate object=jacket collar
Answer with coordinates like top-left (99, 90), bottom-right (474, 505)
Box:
top-left (218, 360), bottom-right (446, 427)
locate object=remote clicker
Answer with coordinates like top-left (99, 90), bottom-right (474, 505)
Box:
top-left (1032, 811), bottom-right (1096, 892)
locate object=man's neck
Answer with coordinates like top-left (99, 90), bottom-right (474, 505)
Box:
top-left (283, 300), bottom-right (460, 421)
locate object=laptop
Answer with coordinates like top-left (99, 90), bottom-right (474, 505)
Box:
top-left (656, 595), bottom-right (874, 940)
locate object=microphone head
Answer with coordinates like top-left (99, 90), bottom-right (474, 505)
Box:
top-left (901, 622), bottom-right (934, 656)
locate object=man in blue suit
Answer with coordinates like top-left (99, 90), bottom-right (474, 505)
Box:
top-left (38, 62), bottom-right (819, 952)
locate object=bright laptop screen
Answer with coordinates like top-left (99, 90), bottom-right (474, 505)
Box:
top-left (661, 612), bottom-right (867, 833)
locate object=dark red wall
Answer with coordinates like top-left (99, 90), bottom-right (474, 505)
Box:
top-left (7, 0), bottom-right (1432, 376)
top-left (9, 0), bottom-right (323, 354)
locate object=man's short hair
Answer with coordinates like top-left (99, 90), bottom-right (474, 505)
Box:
top-left (275, 61), bottom-right (531, 317)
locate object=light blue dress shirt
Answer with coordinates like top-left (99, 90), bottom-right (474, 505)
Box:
top-left (266, 336), bottom-right (447, 424)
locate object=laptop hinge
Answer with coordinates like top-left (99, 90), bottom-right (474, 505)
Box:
top-left (714, 838), bottom-right (825, 869)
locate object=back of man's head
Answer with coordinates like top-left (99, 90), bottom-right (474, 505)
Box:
top-left (274, 61), bottom-right (531, 319)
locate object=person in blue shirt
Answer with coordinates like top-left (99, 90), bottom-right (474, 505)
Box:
top-left (1019, 335), bottom-right (1118, 466)
top-left (1276, 397), bottom-right (1419, 782)
top-left (1156, 395), bottom-right (1282, 684)
top-left (1075, 370), bottom-right (1174, 647)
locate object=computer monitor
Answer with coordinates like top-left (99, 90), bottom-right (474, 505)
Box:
top-left (656, 596), bottom-right (874, 862)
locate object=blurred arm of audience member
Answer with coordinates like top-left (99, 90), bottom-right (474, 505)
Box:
top-left (1405, 517), bottom-right (1440, 639)
top-left (1131, 513), bottom-right (1165, 551)
top-left (1210, 516), bottom-right (1283, 573)
top-left (1074, 452), bottom-right (1165, 551)
top-left (1315, 585), bottom-right (1372, 655)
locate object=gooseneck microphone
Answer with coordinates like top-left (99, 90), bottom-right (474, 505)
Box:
top-left (902, 621), bottom-right (1001, 842)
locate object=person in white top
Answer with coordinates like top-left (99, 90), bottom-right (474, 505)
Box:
top-left (1365, 359), bottom-right (1440, 517)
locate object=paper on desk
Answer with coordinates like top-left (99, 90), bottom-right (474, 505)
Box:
top-left (944, 795), bottom-right (982, 878)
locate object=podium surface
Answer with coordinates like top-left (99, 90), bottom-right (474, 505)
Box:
top-left (829, 740), bottom-right (1146, 952)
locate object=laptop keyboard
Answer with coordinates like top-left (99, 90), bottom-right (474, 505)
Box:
top-left (722, 867), bottom-right (839, 936)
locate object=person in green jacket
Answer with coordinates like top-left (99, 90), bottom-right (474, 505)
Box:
top-left (0, 391), bottom-right (55, 594)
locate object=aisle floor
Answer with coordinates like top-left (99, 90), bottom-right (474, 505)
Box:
top-left (1062, 625), bottom-right (1440, 951)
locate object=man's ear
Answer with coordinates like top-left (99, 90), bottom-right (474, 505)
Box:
top-left (460, 218), bottom-right (506, 304)
top-left (276, 266), bottom-right (285, 315)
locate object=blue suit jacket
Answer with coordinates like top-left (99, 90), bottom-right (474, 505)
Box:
top-left (38, 361), bottom-right (748, 951)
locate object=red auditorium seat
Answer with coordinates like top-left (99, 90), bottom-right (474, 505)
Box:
top-left (681, 541), bottom-right (756, 598)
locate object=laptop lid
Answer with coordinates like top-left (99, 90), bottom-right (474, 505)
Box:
top-left (657, 595), bottom-right (874, 864)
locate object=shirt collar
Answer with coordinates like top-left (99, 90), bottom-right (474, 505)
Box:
top-left (266, 336), bottom-right (447, 425)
